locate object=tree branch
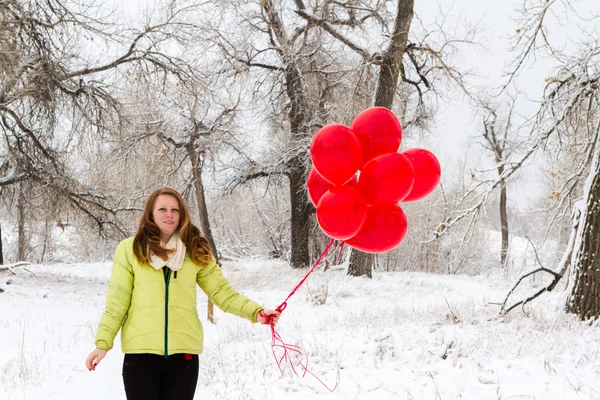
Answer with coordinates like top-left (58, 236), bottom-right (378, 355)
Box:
top-left (295, 10), bottom-right (375, 62)
top-left (501, 205), bottom-right (581, 314)
top-left (435, 73), bottom-right (596, 238)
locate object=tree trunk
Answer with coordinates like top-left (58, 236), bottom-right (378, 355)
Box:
top-left (289, 167), bottom-right (311, 269)
top-left (373, 0), bottom-right (414, 108)
top-left (499, 183), bottom-right (509, 267)
top-left (284, 61), bottom-right (311, 270)
top-left (567, 140), bottom-right (600, 319)
top-left (187, 144), bottom-right (218, 323)
top-left (261, 0), bottom-right (311, 269)
top-left (17, 190), bottom-right (26, 261)
top-left (483, 105), bottom-right (510, 268)
top-left (498, 162), bottom-right (509, 267)
top-left (187, 145), bottom-right (218, 259)
top-left (347, 250), bottom-right (373, 278)
top-left (0, 222), bottom-right (4, 265)
top-left (348, 0), bottom-right (414, 278)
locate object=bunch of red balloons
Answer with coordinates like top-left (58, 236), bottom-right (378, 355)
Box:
top-left (307, 107), bottom-right (441, 253)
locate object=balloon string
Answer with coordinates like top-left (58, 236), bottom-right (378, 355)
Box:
top-left (264, 238), bottom-right (340, 392)
top-left (275, 238), bottom-right (336, 313)
top-left (266, 322), bottom-right (340, 392)
top-left (337, 241), bottom-right (345, 264)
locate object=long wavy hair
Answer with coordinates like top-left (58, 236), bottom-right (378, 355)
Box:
top-left (133, 188), bottom-right (213, 267)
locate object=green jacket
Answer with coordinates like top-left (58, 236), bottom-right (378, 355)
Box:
top-left (95, 237), bottom-right (262, 355)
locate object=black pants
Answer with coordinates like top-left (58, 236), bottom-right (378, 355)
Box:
top-left (122, 353), bottom-right (199, 400)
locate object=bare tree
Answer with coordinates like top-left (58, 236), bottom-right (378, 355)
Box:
top-left (478, 97), bottom-right (519, 267)
top-left (0, 0), bottom-right (207, 245)
top-left (212, 0), bottom-right (347, 268)
top-left (495, 1), bottom-right (600, 318)
top-left (146, 96), bottom-right (235, 259)
top-left (436, 0), bottom-right (596, 239)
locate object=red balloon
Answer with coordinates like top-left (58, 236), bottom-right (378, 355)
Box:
top-left (357, 153), bottom-right (415, 204)
top-left (307, 168), bottom-right (331, 206)
top-left (307, 168), bottom-right (358, 206)
top-left (346, 204), bottom-right (408, 253)
top-left (310, 124), bottom-right (362, 185)
top-left (344, 176), bottom-right (358, 189)
top-left (350, 107), bottom-right (402, 167)
top-left (401, 148), bottom-right (441, 202)
top-left (316, 187), bottom-right (367, 240)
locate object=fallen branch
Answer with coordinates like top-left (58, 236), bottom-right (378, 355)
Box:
top-left (0, 261), bottom-right (35, 276)
top-left (500, 205), bottom-right (580, 315)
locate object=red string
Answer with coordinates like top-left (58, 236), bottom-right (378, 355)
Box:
top-left (263, 238), bottom-right (340, 392)
top-left (276, 238), bottom-right (336, 313)
top-left (336, 241), bottom-right (345, 264)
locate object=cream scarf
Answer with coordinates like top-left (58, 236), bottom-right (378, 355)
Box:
top-left (148, 232), bottom-right (186, 271)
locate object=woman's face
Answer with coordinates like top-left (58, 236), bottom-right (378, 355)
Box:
top-left (152, 194), bottom-right (180, 241)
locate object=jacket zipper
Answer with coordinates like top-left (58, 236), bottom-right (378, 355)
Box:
top-left (163, 267), bottom-right (172, 358)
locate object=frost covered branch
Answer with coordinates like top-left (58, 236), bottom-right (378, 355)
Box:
top-left (500, 205), bottom-right (581, 315)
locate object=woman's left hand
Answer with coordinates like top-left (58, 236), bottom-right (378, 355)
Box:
top-left (257, 309), bottom-right (281, 325)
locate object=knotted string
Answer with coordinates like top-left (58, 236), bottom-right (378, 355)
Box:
top-left (263, 238), bottom-right (340, 392)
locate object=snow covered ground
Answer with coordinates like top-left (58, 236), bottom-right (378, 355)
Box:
top-left (1, 257), bottom-right (600, 400)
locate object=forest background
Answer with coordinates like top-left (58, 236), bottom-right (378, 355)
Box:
top-left (1, 0), bottom-right (600, 319)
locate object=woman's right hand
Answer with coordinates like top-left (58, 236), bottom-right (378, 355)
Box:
top-left (85, 348), bottom-right (107, 371)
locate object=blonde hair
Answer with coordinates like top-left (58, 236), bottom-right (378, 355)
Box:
top-left (133, 187), bottom-right (213, 266)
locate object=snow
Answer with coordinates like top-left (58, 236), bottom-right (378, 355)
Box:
top-left (1, 255), bottom-right (600, 400)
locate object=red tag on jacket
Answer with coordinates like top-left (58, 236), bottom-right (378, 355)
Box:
top-left (184, 353), bottom-right (192, 361)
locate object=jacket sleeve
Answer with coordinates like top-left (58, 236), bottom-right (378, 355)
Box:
top-left (197, 259), bottom-right (262, 323)
top-left (94, 240), bottom-right (134, 351)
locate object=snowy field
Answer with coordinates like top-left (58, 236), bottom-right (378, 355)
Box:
top-left (1, 257), bottom-right (600, 400)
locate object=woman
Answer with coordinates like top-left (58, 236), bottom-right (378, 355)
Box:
top-left (85, 187), bottom-right (280, 399)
